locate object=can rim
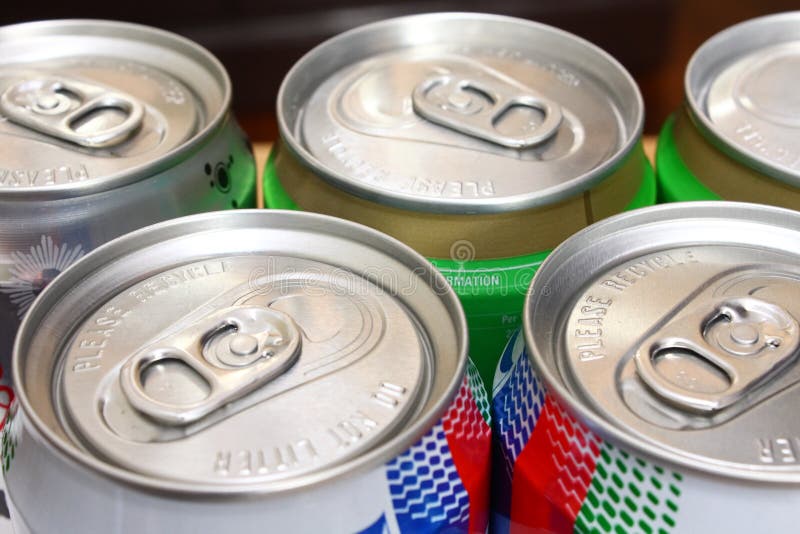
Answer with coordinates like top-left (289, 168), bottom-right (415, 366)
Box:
top-left (0, 19), bottom-right (233, 201)
top-left (684, 11), bottom-right (800, 185)
top-left (277, 11), bottom-right (644, 215)
top-left (524, 201), bottom-right (800, 483)
top-left (12, 209), bottom-right (469, 495)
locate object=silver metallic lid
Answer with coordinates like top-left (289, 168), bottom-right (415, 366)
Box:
top-left (0, 19), bottom-right (230, 199)
top-left (278, 13), bottom-right (643, 214)
top-left (14, 210), bottom-right (466, 492)
top-left (686, 11), bottom-right (800, 184)
top-left (525, 202), bottom-right (800, 482)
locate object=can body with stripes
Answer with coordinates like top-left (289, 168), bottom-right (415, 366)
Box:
top-left (5, 210), bottom-right (490, 533)
top-left (264, 13), bottom-right (655, 388)
top-left (0, 20), bottom-right (257, 389)
top-left (493, 202), bottom-right (800, 532)
top-left (656, 12), bottom-right (800, 204)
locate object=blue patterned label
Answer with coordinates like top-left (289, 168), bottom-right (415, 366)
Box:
top-left (490, 329), bottom-right (546, 531)
top-left (385, 422), bottom-right (469, 532)
top-left (493, 335), bottom-right (545, 475)
top-left (359, 514), bottom-right (391, 534)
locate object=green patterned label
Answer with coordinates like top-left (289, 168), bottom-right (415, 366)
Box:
top-left (575, 443), bottom-right (681, 534)
top-left (1, 409), bottom-right (16, 474)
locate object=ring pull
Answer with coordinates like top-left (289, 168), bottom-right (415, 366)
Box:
top-left (1, 76), bottom-right (144, 148)
top-left (119, 306), bottom-right (301, 426)
top-left (412, 74), bottom-right (562, 149)
top-left (634, 297), bottom-right (799, 413)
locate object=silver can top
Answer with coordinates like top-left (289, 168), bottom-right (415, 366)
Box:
top-left (525, 202), bottom-right (800, 482)
top-left (14, 210), bottom-right (466, 492)
top-left (0, 19), bottom-right (230, 199)
top-left (278, 13), bottom-right (643, 214)
top-left (686, 11), bottom-right (800, 184)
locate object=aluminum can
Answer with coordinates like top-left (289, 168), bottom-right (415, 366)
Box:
top-left (656, 12), bottom-right (800, 204)
top-left (492, 202), bottom-right (800, 533)
top-left (263, 13), bottom-right (655, 389)
top-left (4, 210), bottom-right (491, 533)
top-left (0, 19), bottom-right (258, 385)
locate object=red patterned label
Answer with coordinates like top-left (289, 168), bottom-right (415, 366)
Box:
top-left (443, 371), bottom-right (492, 532)
top-left (511, 397), bottom-right (601, 532)
top-left (0, 364), bottom-right (13, 430)
top-left (493, 339), bottom-right (685, 534)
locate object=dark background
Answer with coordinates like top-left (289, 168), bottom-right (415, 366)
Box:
top-left (2, 0), bottom-right (797, 140)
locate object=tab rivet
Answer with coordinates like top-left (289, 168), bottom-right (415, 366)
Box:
top-left (36, 95), bottom-right (60, 110)
top-left (730, 324), bottom-right (759, 346)
top-left (31, 92), bottom-right (71, 115)
top-left (447, 92), bottom-right (472, 111)
top-left (229, 333), bottom-right (259, 356)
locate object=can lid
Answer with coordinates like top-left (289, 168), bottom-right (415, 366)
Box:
top-left (279, 13), bottom-right (643, 214)
top-left (525, 202), bottom-right (800, 482)
top-left (15, 210), bottom-right (466, 491)
top-left (686, 12), bottom-right (800, 184)
top-left (0, 20), bottom-right (230, 199)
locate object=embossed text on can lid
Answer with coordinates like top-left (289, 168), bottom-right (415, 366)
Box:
top-left (14, 210), bottom-right (467, 492)
top-left (279, 13), bottom-right (643, 214)
top-left (525, 202), bottom-right (800, 482)
top-left (686, 11), bottom-right (800, 184)
top-left (0, 19), bottom-right (230, 199)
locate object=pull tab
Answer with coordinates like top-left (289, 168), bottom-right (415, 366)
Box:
top-left (412, 71), bottom-right (562, 149)
top-left (0, 76), bottom-right (144, 148)
top-left (119, 306), bottom-right (301, 426)
top-left (634, 297), bottom-right (800, 413)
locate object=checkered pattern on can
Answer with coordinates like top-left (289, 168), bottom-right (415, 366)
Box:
top-left (493, 344), bottom-right (546, 476)
top-left (466, 359), bottom-right (491, 424)
top-left (541, 399), bottom-right (603, 521)
top-left (385, 422), bottom-right (470, 532)
top-left (444, 372), bottom-right (491, 444)
top-left (575, 440), bottom-right (682, 534)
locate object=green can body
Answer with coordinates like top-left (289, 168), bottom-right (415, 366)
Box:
top-left (264, 152), bottom-right (656, 387)
top-left (656, 109), bottom-right (800, 207)
top-left (657, 8), bottom-right (800, 208)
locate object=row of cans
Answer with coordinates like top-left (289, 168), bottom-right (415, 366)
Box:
top-left (10, 202), bottom-right (800, 534)
top-left (484, 13), bottom-right (800, 533)
top-left (256, 10), bottom-right (800, 534)
top-left (0, 9), bottom-right (799, 534)
top-left (0, 16), bottom-right (496, 534)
